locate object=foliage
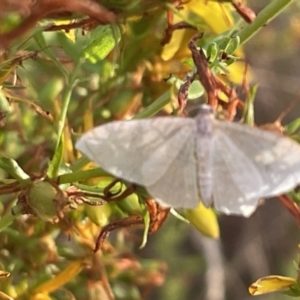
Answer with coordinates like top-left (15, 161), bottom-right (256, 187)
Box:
top-left (0, 0), bottom-right (299, 299)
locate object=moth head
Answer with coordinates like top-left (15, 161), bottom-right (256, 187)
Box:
top-left (197, 104), bottom-right (215, 117)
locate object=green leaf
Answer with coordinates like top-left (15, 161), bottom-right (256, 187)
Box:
top-left (0, 210), bottom-right (20, 233)
top-left (0, 90), bottom-right (11, 116)
top-left (243, 84), bottom-right (258, 126)
top-left (285, 117), bottom-right (300, 135)
top-left (82, 25), bottom-right (121, 63)
top-left (187, 80), bottom-right (205, 100)
top-left (139, 200), bottom-right (150, 249)
top-left (224, 35), bottom-right (240, 54)
top-left (206, 42), bottom-right (219, 62)
top-left (0, 157), bottom-right (30, 184)
top-left (217, 36), bottom-right (231, 50)
top-left (57, 31), bottom-right (82, 63)
top-left (47, 139), bottom-right (64, 179)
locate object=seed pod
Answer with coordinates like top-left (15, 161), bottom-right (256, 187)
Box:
top-left (24, 181), bottom-right (65, 223)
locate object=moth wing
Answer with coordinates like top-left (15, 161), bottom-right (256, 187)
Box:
top-left (76, 117), bottom-right (197, 188)
top-left (147, 131), bottom-right (199, 208)
top-left (212, 128), bottom-right (263, 216)
top-left (218, 121), bottom-right (300, 197)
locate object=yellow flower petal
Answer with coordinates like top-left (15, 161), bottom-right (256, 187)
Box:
top-left (32, 260), bottom-right (84, 296)
top-left (184, 202), bottom-right (219, 238)
top-left (249, 275), bottom-right (296, 296)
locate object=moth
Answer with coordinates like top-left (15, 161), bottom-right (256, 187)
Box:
top-left (76, 104), bottom-right (300, 217)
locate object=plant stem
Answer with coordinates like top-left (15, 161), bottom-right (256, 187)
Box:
top-left (134, 91), bottom-right (170, 119)
top-left (58, 168), bottom-right (110, 184)
top-left (238, 0), bottom-right (295, 46)
top-left (55, 60), bottom-right (82, 151)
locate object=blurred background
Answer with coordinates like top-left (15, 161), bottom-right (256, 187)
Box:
top-left (1, 1), bottom-right (300, 300)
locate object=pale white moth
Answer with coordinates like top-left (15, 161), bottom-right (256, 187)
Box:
top-left (76, 104), bottom-right (300, 217)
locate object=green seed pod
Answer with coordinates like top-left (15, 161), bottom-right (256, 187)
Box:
top-left (26, 181), bottom-right (65, 223)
